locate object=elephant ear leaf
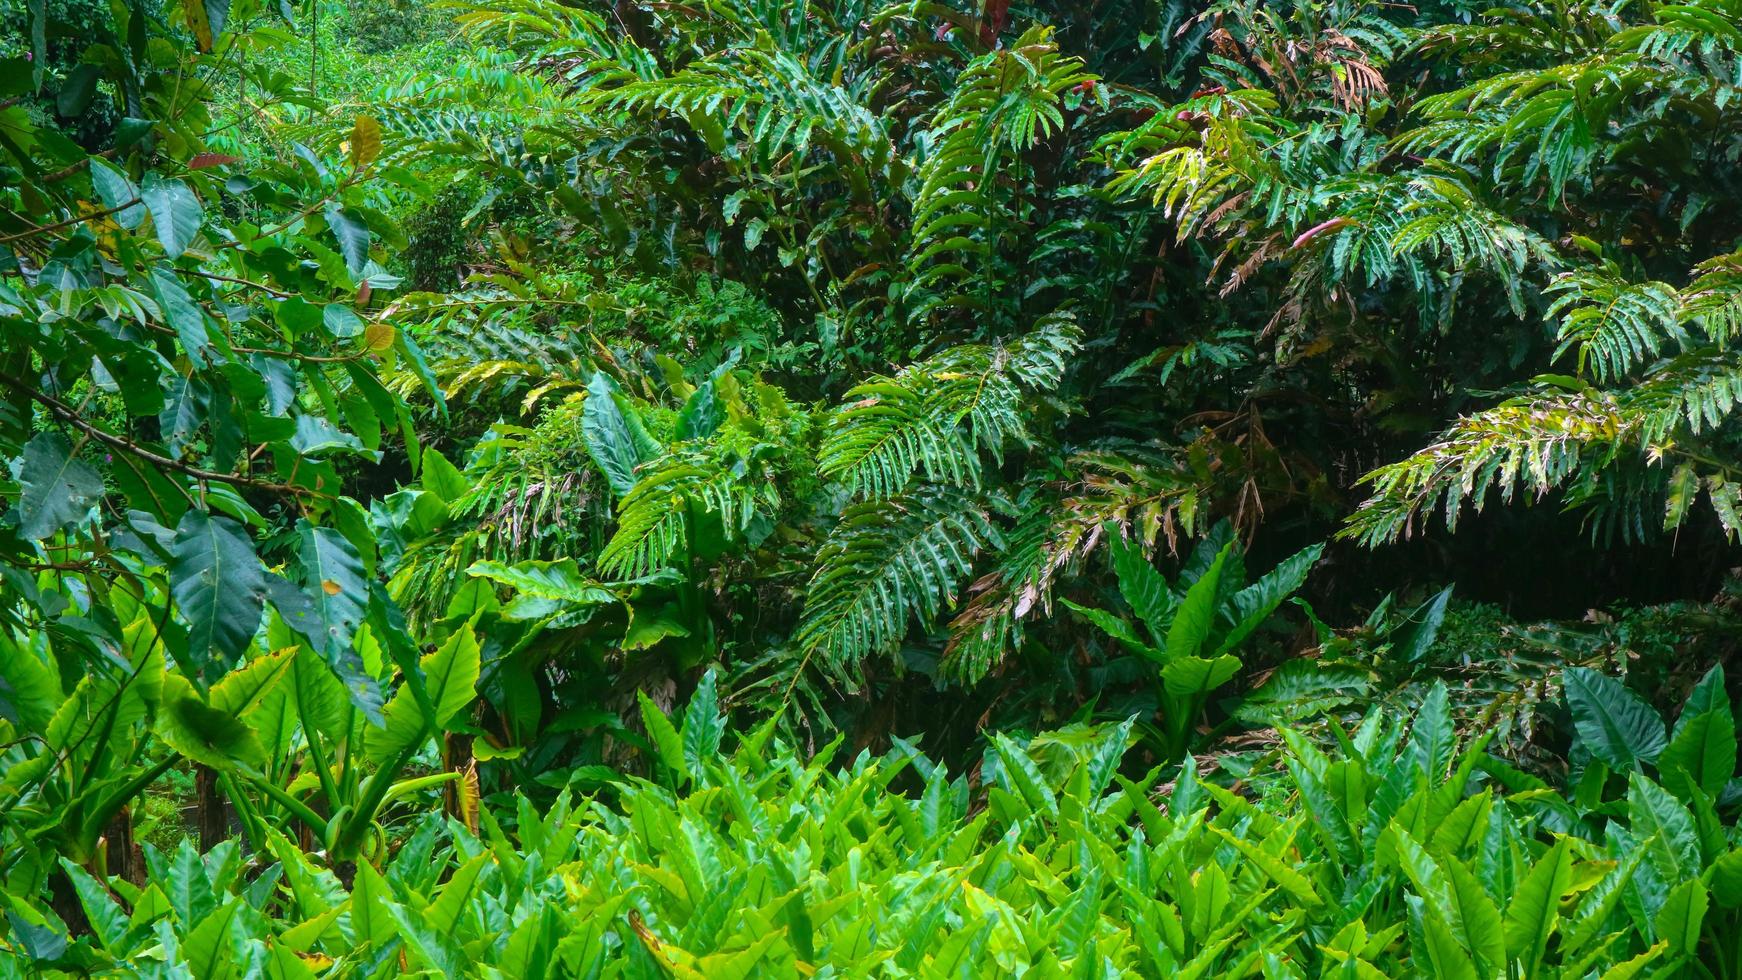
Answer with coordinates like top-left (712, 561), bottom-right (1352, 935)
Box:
top-left (1502, 837), bottom-right (1573, 969)
top-left (1165, 543), bottom-right (1230, 661)
top-left (1110, 535), bottom-right (1173, 637)
top-left (1161, 654), bottom-right (1241, 698)
top-left (1563, 668), bottom-right (1666, 772)
top-left (1214, 542), bottom-right (1323, 656)
top-left (15, 432), bottom-right (104, 541)
top-left (157, 673), bottom-right (267, 770)
top-left (367, 619), bottom-right (480, 764)
top-left (583, 372), bottom-right (661, 496)
top-left (1660, 666), bottom-right (1736, 801)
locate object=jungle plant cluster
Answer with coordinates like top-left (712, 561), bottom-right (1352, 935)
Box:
top-left (10, 0), bottom-right (1742, 975)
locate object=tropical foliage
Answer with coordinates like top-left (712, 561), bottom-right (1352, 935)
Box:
top-left (7, 0), bottom-right (1742, 974)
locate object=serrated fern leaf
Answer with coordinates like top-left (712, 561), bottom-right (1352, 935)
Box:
top-left (796, 488), bottom-right (1002, 670)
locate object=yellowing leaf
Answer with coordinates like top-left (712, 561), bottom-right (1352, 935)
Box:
top-left (350, 115), bottom-right (382, 169)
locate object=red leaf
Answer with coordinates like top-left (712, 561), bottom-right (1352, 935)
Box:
top-left (188, 153), bottom-right (239, 170)
top-left (979, 0), bottom-right (1010, 45)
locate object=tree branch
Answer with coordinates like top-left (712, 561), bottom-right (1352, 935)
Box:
top-left (0, 369), bottom-right (319, 499)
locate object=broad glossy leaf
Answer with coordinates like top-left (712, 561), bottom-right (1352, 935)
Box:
top-left (1653, 878), bottom-right (1707, 957)
top-left (1660, 666), bottom-right (1735, 801)
top-left (140, 173), bottom-right (202, 257)
top-left (324, 203), bottom-right (371, 275)
top-left (420, 448), bottom-right (468, 503)
top-left (14, 431), bottom-right (103, 541)
top-left (1502, 837), bottom-right (1572, 969)
top-left (1629, 772), bottom-right (1699, 883)
top-left (1161, 654), bottom-right (1241, 697)
top-left (681, 669), bottom-right (725, 777)
top-left (0, 631), bottom-right (61, 731)
top-left (1392, 585), bottom-right (1453, 664)
top-left (170, 510), bottom-right (267, 684)
top-left (582, 372), bottom-right (659, 495)
top-left (1215, 542), bottom-right (1322, 656)
top-left (157, 673), bottom-right (266, 769)
top-left (297, 523), bottom-right (367, 660)
top-left (637, 689), bottom-right (685, 782)
top-left (1164, 542), bottom-right (1229, 661)
top-left (676, 379), bottom-right (721, 440)
top-left (1564, 668), bottom-right (1665, 771)
top-left (59, 861), bottom-right (129, 953)
top-left (89, 159), bottom-right (144, 229)
top-left (466, 559), bottom-right (615, 605)
top-left (368, 620), bottom-right (480, 764)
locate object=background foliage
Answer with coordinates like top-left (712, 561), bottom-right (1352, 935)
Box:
top-left (7, 0), bottom-right (1742, 974)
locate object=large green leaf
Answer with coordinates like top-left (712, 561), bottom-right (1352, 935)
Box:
top-left (140, 173), bottom-right (202, 257)
top-left (89, 159), bottom-right (144, 229)
top-left (1563, 668), bottom-right (1665, 772)
top-left (1393, 585), bottom-right (1454, 663)
top-left (157, 673), bottom-right (267, 770)
top-left (367, 620), bottom-right (480, 764)
top-left (0, 631), bottom-right (61, 732)
top-left (1109, 535), bottom-right (1173, 637)
top-left (1653, 878), bottom-right (1708, 957)
top-left (1161, 654), bottom-right (1241, 698)
top-left (1628, 772), bottom-right (1699, 884)
top-left (1410, 895), bottom-right (1479, 980)
top-left (466, 559), bottom-right (617, 605)
top-left (1214, 542), bottom-right (1322, 656)
top-left (1445, 857), bottom-right (1506, 976)
top-left (1502, 837), bottom-right (1572, 973)
top-left (14, 431), bottom-right (104, 541)
top-left (324, 203), bottom-right (371, 276)
top-left (59, 861), bottom-right (129, 953)
top-left (681, 669), bottom-right (725, 783)
top-left (170, 510), bottom-right (267, 684)
top-left (296, 523), bottom-right (367, 660)
top-left (210, 646), bottom-right (295, 717)
top-left (1660, 666), bottom-right (1735, 802)
top-left (582, 372), bottom-right (659, 496)
top-left (637, 689), bottom-right (686, 783)
top-left (152, 269), bottom-right (213, 365)
top-left (1164, 542), bottom-right (1230, 661)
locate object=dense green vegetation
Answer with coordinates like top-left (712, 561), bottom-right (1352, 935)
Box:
top-left (8, 0), bottom-right (1742, 975)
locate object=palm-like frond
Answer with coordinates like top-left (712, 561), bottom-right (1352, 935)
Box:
top-left (818, 314), bottom-right (1081, 498)
top-left (906, 27), bottom-right (1097, 322)
top-left (598, 450), bottom-right (780, 579)
top-left (796, 487), bottom-right (1003, 671)
top-left (1346, 349), bottom-right (1742, 545)
top-left (1547, 268), bottom-right (1685, 383)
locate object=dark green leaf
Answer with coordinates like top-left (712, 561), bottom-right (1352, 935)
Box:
top-left (1564, 668), bottom-right (1666, 771)
top-left (14, 431), bottom-right (103, 541)
top-left (324, 204), bottom-right (371, 275)
top-left (170, 511), bottom-right (266, 684)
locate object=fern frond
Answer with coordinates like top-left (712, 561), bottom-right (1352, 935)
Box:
top-left (796, 488), bottom-right (1002, 671)
top-left (905, 27), bottom-right (1097, 322)
top-left (1346, 350), bottom-right (1742, 545)
top-left (598, 449), bottom-right (780, 579)
top-left (818, 314), bottom-right (1082, 498)
top-left (1547, 268), bottom-right (1685, 382)
top-left (942, 451), bottom-right (1207, 683)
